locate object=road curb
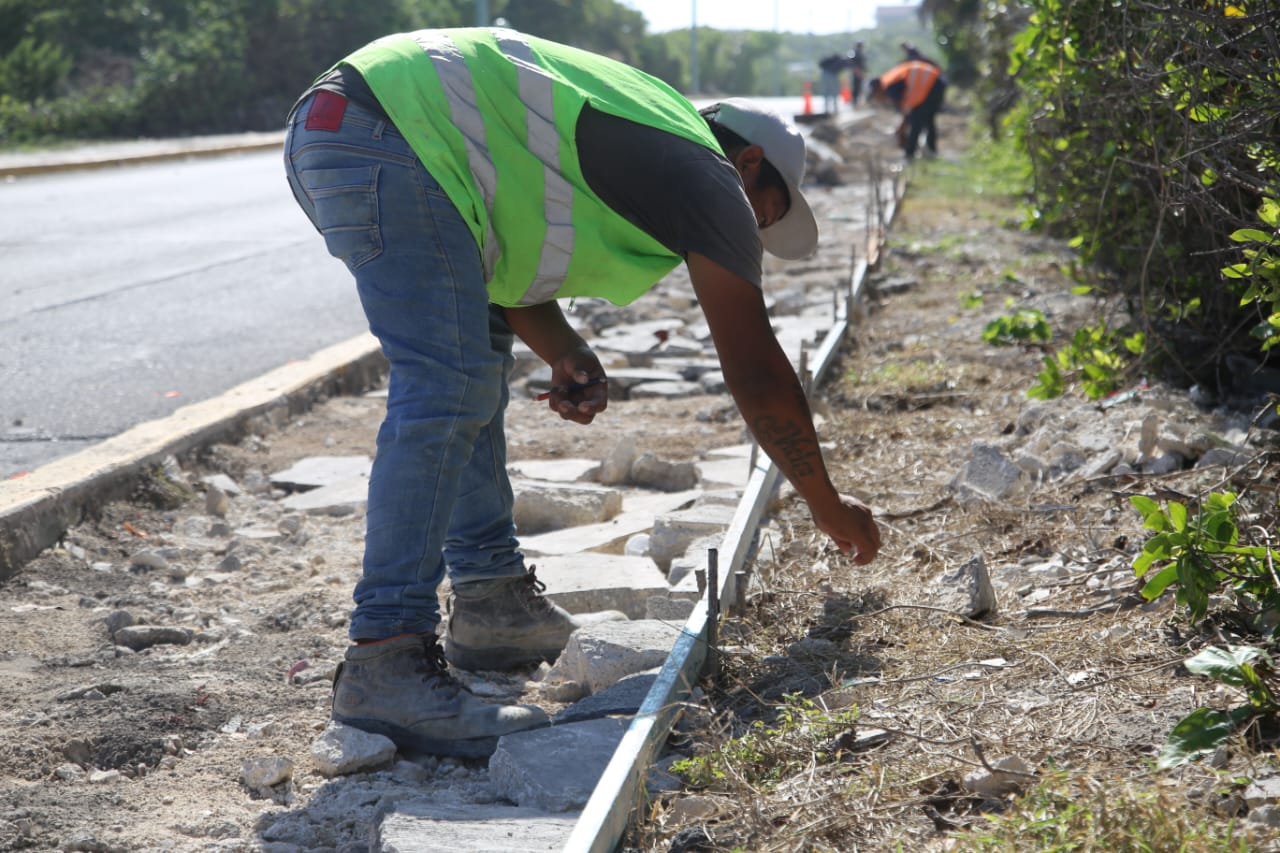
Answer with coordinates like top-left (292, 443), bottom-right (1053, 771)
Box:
top-left (0, 133), bottom-right (285, 177)
top-left (0, 334), bottom-right (385, 581)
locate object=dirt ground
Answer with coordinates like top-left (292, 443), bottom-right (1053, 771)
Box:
top-left (4, 109), bottom-right (1279, 853)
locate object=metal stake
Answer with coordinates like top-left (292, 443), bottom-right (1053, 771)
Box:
top-left (734, 570), bottom-right (748, 615)
top-left (706, 547), bottom-right (719, 678)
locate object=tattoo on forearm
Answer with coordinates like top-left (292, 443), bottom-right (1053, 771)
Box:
top-left (754, 415), bottom-right (819, 477)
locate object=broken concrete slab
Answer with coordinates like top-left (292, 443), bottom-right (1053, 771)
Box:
top-left (508, 458), bottom-right (599, 483)
top-left (533, 553), bottom-right (679, 620)
top-left (629, 380), bottom-right (705, 400)
top-left (518, 489), bottom-right (701, 556)
top-left (597, 367), bottom-right (687, 396)
top-left (630, 452), bottom-right (699, 492)
top-left (666, 533), bottom-right (722, 588)
top-left (653, 334), bottom-right (704, 354)
top-left (280, 477), bottom-right (368, 514)
top-left (674, 358), bottom-right (725, 380)
top-left (374, 800), bottom-right (577, 853)
top-left (269, 456), bottom-right (370, 491)
top-left (706, 443), bottom-right (754, 459)
top-left (645, 595), bottom-right (697, 621)
top-left (553, 671), bottom-right (658, 724)
top-left (311, 722), bottom-right (396, 778)
top-left (551, 619), bottom-right (681, 694)
top-left (949, 443), bottom-right (1023, 503)
top-left (598, 442), bottom-right (637, 486)
top-left (488, 717), bottom-right (630, 812)
top-left (201, 473), bottom-right (242, 496)
top-left (695, 455), bottom-right (752, 489)
top-left (929, 554), bottom-right (998, 619)
top-left (649, 504), bottom-right (738, 571)
top-left (698, 371), bottom-right (727, 394)
top-left (589, 329), bottom-right (662, 357)
top-left (512, 480), bottom-right (623, 534)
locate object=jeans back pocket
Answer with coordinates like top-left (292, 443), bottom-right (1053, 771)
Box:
top-left (300, 165), bottom-right (383, 269)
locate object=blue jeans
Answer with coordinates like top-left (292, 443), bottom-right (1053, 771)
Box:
top-left (821, 70), bottom-right (840, 113)
top-left (284, 93), bottom-right (527, 641)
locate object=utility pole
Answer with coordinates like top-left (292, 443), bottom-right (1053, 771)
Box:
top-left (475, 0), bottom-right (489, 27)
top-left (690, 0), bottom-right (699, 95)
top-left (773, 0), bottom-right (782, 96)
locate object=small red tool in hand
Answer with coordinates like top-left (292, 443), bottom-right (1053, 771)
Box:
top-left (535, 376), bottom-right (607, 401)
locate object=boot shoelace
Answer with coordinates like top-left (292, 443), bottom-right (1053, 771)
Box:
top-left (517, 566), bottom-right (557, 614)
top-left (414, 638), bottom-right (469, 696)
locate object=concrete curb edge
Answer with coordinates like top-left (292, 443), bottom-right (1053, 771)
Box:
top-left (0, 333), bottom-right (385, 580)
top-left (0, 135), bottom-right (285, 177)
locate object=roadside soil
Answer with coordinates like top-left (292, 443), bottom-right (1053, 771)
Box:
top-left (3, 107), bottom-right (1278, 853)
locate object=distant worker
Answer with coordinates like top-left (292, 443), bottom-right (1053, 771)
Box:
top-left (900, 41), bottom-right (940, 68)
top-left (846, 41), bottom-right (867, 106)
top-left (817, 52), bottom-right (847, 114)
top-left (868, 59), bottom-right (948, 159)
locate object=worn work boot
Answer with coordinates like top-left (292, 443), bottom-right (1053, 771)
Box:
top-left (444, 566), bottom-right (627, 671)
top-left (330, 635), bottom-right (548, 757)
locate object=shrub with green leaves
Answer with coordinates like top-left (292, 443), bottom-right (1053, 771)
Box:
top-left (1222, 198), bottom-right (1280, 352)
top-left (1129, 491), bottom-right (1280, 769)
top-left (1130, 491), bottom-right (1280, 625)
top-left (981, 305), bottom-right (1051, 347)
top-left (1028, 322), bottom-right (1144, 400)
top-left (1158, 644), bottom-right (1278, 770)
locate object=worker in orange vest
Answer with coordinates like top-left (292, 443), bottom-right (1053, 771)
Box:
top-left (868, 59), bottom-right (948, 159)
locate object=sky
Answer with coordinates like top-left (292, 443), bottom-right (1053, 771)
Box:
top-left (620, 0), bottom-right (879, 35)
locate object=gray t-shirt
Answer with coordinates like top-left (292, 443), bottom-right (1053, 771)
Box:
top-left (575, 105), bottom-right (763, 288)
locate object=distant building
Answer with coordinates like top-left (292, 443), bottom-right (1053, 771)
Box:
top-left (875, 4), bottom-right (918, 26)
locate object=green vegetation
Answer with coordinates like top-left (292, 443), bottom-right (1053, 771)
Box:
top-left (1224, 198), bottom-right (1280, 352)
top-left (1160, 645), bottom-right (1278, 770)
top-left (923, 0), bottom-right (1279, 394)
top-left (1028, 322), bottom-right (1145, 400)
top-left (671, 694), bottom-right (862, 790)
top-left (981, 304), bottom-right (1051, 346)
top-left (1126, 492), bottom-right (1280, 768)
top-left (953, 772), bottom-right (1251, 852)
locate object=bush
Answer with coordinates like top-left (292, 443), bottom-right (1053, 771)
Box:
top-left (1007, 1), bottom-right (1280, 389)
top-left (0, 37), bottom-right (71, 102)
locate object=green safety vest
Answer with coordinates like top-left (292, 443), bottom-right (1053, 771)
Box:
top-left (341, 28), bottom-right (722, 307)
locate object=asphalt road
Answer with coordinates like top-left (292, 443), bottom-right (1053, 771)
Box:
top-left (0, 149), bottom-right (366, 477)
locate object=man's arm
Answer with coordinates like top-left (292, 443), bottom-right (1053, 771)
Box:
top-left (687, 252), bottom-right (881, 564)
top-left (503, 302), bottom-right (607, 424)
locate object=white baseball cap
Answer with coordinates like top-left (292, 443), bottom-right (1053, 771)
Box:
top-left (705, 98), bottom-right (819, 260)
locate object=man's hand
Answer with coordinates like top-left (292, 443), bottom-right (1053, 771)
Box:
top-left (503, 302), bottom-right (607, 425)
top-left (544, 360), bottom-right (607, 424)
top-left (810, 493), bottom-right (881, 565)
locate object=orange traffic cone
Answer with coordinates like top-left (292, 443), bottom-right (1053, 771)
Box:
top-left (802, 81), bottom-right (813, 115)
top-left (841, 81), bottom-right (852, 103)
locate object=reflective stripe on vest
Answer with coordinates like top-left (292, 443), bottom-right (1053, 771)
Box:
top-left (410, 30), bottom-right (572, 305)
top-left (902, 62), bottom-right (938, 112)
